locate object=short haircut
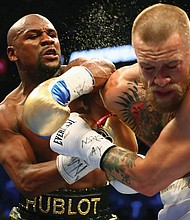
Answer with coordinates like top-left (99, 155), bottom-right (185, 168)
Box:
top-left (132, 3), bottom-right (190, 46)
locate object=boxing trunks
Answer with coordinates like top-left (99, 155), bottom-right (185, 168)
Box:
top-left (158, 176), bottom-right (190, 220)
top-left (9, 185), bottom-right (119, 220)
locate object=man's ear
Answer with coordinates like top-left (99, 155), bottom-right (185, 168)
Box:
top-left (7, 46), bottom-right (18, 62)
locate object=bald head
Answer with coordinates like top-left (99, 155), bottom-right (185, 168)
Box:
top-left (7, 14), bottom-right (55, 46)
top-left (6, 13), bottom-right (61, 82)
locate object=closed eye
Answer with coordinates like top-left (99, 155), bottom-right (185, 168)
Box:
top-left (165, 61), bottom-right (181, 69)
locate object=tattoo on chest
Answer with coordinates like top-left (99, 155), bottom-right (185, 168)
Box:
top-left (115, 80), bottom-right (163, 145)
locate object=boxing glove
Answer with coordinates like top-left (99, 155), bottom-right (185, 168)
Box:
top-left (50, 113), bottom-right (143, 194)
top-left (56, 154), bottom-right (94, 184)
top-left (53, 114), bottom-right (114, 185)
top-left (56, 152), bottom-right (139, 194)
top-left (23, 66), bottom-right (94, 137)
top-left (56, 153), bottom-right (139, 194)
top-left (50, 112), bottom-right (114, 168)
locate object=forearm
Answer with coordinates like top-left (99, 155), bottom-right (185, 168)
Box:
top-left (101, 147), bottom-right (165, 196)
top-left (54, 58), bottom-right (89, 76)
top-left (6, 160), bottom-right (64, 199)
top-left (101, 147), bottom-right (138, 183)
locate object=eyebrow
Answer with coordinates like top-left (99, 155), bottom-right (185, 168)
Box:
top-left (140, 59), bottom-right (181, 66)
top-left (25, 28), bottom-right (57, 33)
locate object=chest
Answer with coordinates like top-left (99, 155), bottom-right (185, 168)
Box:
top-left (21, 124), bottom-right (57, 161)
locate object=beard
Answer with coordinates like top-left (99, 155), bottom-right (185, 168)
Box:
top-left (142, 77), bottom-right (190, 113)
top-left (37, 59), bottom-right (61, 81)
top-left (28, 53), bottom-right (61, 84)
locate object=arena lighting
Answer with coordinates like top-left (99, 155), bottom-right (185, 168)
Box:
top-left (0, 57), bottom-right (7, 75)
top-left (69, 44), bottom-right (137, 63)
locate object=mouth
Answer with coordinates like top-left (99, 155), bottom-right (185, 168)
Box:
top-left (42, 48), bottom-right (59, 60)
top-left (153, 89), bottom-right (175, 98)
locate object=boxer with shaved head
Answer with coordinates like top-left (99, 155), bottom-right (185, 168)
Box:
top-left (0, 13), bottom-right (137, 220)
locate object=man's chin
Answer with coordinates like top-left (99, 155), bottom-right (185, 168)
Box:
top-left (151, 100), bottom-right (180, 113)
top-left (41, 64), bottom-right (60, 74)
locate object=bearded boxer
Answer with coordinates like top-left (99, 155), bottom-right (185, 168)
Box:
top-left (0, 13), bottom-right (135, 220)
top-left (23, 4), bottom-right (190, 220)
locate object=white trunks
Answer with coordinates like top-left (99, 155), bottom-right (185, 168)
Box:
top-left (158, 176), bottom-right (190, 220)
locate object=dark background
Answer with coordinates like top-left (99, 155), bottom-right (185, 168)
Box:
top-left (0, 0), bottom-right (189, 100)
top-left (0, 0), bottom-right (189, 219)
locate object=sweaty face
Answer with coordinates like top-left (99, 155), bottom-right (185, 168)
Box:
top-left (13, 15), bottom-right (62, 83)
top-left (134, 33), bottom-right (190, 113)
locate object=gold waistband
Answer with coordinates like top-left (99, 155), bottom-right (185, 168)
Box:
top-left (19, 186), bottom-right (110, 218)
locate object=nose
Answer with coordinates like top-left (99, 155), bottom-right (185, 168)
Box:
top-left (40, 32), bottom-right (54, 46)
top-left (153, 75), bottom-right (171, 87)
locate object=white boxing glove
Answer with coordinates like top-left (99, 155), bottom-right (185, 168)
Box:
top-left (110, 180), bottom-right (138, 194)
top-left (56, 155), bottom-right (94, 184)
top-left (50, 112), bottom-right (115, 169)
top-left (57, 152), bottom-right (138, 193)
top-left (50, 113), bottom-right (144, 194)
top-left (23, 66), bottom-right (94, 137)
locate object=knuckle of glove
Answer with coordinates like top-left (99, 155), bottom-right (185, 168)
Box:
top-left (50, 112), bottom-right (91, 156)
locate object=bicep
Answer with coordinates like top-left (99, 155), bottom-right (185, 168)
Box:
top-left (0, 130), bottom-right (36, 182)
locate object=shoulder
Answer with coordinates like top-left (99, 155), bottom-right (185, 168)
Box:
top-left (113, 63), bottom-right (140, 82)
top-left (104, 63), bottom-right (141, 93)
top-left (0, 93), bottom-right (21, 132)
top-left (103, 63), bottom-right (143, 101)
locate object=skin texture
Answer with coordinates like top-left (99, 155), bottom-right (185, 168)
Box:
top-left (0, 14), bottom-right (136, 199)
top-left (100, 3), bottom-right (190, 196)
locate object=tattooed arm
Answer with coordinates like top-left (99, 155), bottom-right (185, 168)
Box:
top-left (100, 80), bottom-right (190, 196)
top-left (100, 63), bottom-right (166, 146)
top-left (101, 91), bottom-right (190, 195)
